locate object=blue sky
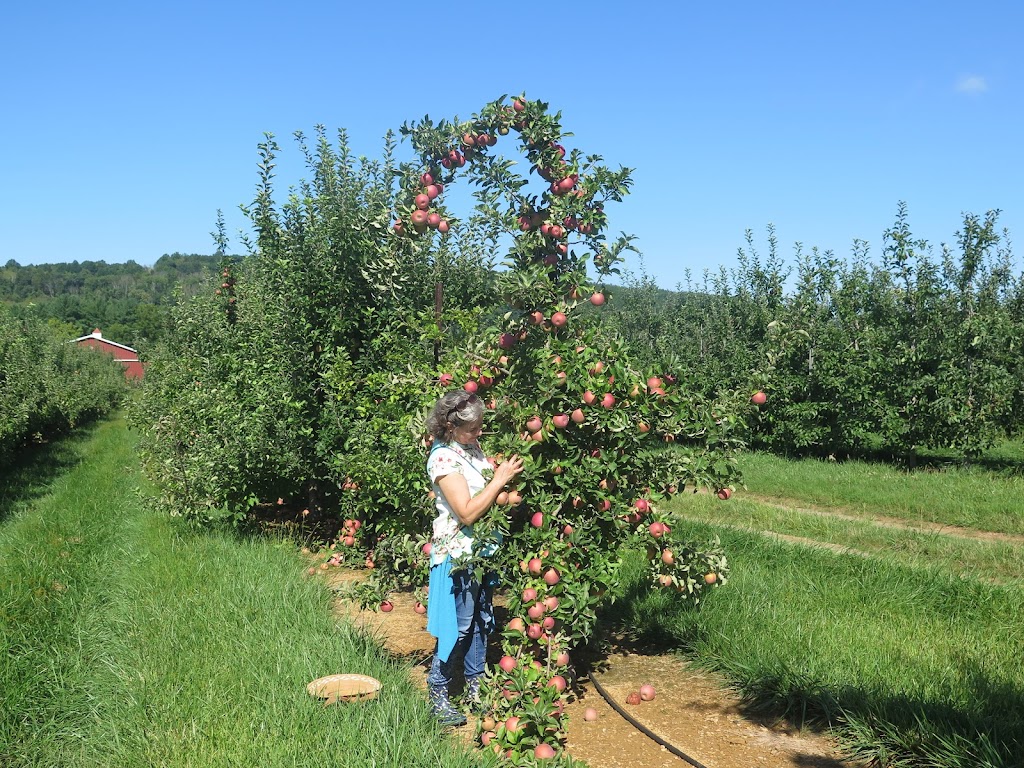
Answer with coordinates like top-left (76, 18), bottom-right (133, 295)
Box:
top-left (2, 1), bottom-right (1021, 289)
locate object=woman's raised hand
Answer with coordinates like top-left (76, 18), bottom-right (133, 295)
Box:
top-left (494, 455), bottom-right (524, 487)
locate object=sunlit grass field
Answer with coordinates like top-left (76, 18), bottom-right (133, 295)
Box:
top-left (0, 417), bottom-right (482, 768)
top-left (611, 442), bottom-right (1024, 768)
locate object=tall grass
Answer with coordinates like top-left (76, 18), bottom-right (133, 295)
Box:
top-left (613, 522), bottom-right (1024, 768)
top-left (0, 416), bottom-right (482, 768)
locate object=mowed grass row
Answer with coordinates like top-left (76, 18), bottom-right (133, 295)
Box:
top-left (0, 417), bottom-right (481, 768)
top-left (620, 452), bottom-right (1024, 768)
top-left (736, 446), bottom-right (1024, 535)
top-left (673, 492), bottom-right (1024, 583)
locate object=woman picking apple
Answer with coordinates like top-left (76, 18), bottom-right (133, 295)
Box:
top-left (424, 390), bottom-right (524, 726)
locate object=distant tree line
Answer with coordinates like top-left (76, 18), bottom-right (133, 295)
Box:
top-left (0, 253), bottom-right (226, 347)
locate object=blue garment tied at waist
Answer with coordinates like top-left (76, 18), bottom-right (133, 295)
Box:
top-left (427, 554), bottom-right (458, 663)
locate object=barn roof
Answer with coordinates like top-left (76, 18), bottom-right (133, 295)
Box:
top-left (70, 328), bottom-right (138, 355)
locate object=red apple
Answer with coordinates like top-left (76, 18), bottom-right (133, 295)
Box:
top-left (717, 488), bottom-right (732, 500)
top-left (552, 413), bottom-right (569, 428)
top-left (528, 558), bottom-right (543, 576)
top-left (601, 393), bottom-right (615, 409)
top-left (522, 587), bottom-right (538, 603)
top-left (704, 572), bottom-right (718, 585)
top-left (635, 498), bottom-right (650, 513)
top-left (507, 617), bottom-right (526, 634)
top-left (590, 292), bottom-right (605, 306)
top-left (499, 333), bottom-right (516, 350)
top-left (543, 568), bottom-right (560, 586)
top-left (640, 684), bottom-right (656, 701)
top-left (571, 408), bottom-right (585, 424)
top-left (526, 416), bottom-right (543, 432)
top-left (751, 391), bottom-right (767, 405)
top-left (499, 655), bottom-right (517, 673)
top-left (551, 311), bottom-right (568, 327)
top-left (534, 743), bottom-right (555, 760)
top-left (543, 595), bottom-right (559, 611)
top-left (414, 193), bottom-right (430, 210)
top-left (414, 602), bottom-right (427, 614)
top-left (380, 601), bottom-right (394, 613)
top-left (420, 172), bottom-right (434, 186)
top-left (582, 390), bottom-right (597, 405)
top-left (527, 623), bottom-right (543, 640)
top-left (528, 603), bottom-right (545, 620)
top-left (438, 373), bottom-right (453, 386)
top-left (437, 220), bottom-right (449, 234)
top-left (583, 707), bottom-right (599, 721)
top-left (626, 691), bottom-right (641, 705)
top-left (530, 511), bottom-right (544, 528)
top-left (548, 675), bottom-right (567, 692)
top-left (463, 380), bottom-right (478, 393)
top-left (661, 549), bottom-right (674, 565)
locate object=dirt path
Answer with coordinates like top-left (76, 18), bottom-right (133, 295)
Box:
top-left (319, 567), bottom-right (861, 768)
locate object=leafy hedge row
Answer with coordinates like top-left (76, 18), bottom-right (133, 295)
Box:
top-left (606, 204), bottom-right (1024, 460)
top-left (0, 307), bottom-right (127, 465)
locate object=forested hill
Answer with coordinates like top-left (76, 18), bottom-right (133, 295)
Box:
top-left (0, 254), bottom-right (225, 347)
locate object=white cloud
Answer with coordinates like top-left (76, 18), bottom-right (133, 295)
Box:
top-left (955, 75), bottom-right (989, 94)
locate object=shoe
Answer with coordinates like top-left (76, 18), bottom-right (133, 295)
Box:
top-left (428, 683), bottom-right (467, 727)
top-left (465, 675), bottom-right (483, 712)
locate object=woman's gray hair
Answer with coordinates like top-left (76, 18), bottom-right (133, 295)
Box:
top-left (426, 390), bottom-right (484, 442)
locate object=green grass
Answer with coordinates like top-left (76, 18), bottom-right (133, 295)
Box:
top-left (613, 523), bottom-right (1024, 767)
top-left (737, 448), bottom-right (1024, 535)
top-left (672, 492), bottom-right (1024, 583)
top-left (0, 416), bottom-right (482, 768)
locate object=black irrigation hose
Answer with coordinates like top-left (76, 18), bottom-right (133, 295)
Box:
top-left (588, 673), bottom-right (711, 768)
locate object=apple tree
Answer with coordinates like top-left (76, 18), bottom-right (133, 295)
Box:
top-left (384, 95), bottom-right (756, 765)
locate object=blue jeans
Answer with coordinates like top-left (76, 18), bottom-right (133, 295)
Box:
top-left (427, 569), bottom-right (495, 687)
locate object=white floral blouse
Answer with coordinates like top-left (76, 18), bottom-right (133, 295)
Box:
top-left (427, 440), bottom-right (491, 566)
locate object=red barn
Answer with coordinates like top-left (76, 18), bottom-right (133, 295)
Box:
top-left (72, 328), bottom-right (145, 380)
